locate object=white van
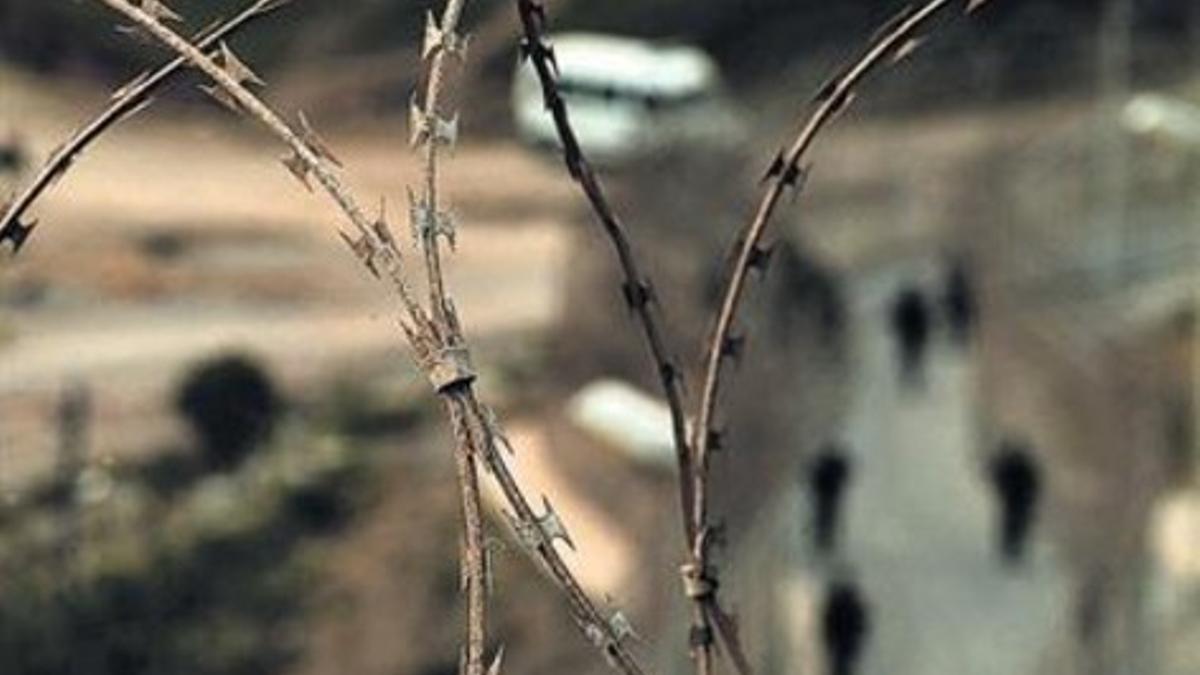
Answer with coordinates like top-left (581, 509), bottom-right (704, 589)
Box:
top-left (512, 33), bottom-right (743, 162)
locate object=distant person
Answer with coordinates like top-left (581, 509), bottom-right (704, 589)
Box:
top-left (987, 439), bottom-right (1042, 566)
top-left (942, 257), bottom-right (976, 345)
top-left (822, 577), bottom-right (871, 675)
top-left (808, 443), bottom-right (853, 555)
top-left (889, 286), bottom-right (931, 386)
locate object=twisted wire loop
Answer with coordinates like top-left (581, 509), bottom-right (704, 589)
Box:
top-left (680, 562), bottom-right (718, 601)
top-left (427, 345), bottom-right (477, 392)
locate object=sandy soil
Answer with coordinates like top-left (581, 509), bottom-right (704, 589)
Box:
top-left (0, 67), bottom-right (579, 487)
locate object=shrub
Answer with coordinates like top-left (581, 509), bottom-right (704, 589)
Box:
top-left (175, 354), bottom-right (281, 470)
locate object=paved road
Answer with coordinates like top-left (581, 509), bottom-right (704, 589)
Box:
top-left (781, 259), bottom-right (1070, 675)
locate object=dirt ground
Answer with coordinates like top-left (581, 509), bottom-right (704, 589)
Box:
top-left (0, 64), bottom-right (579, 483)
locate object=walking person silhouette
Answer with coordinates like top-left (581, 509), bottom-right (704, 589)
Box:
top-left (808, 443), bottom-right (853, 555)
top-left (889, 285), bottom-right (931, 387)
top-left (987, 439), bottom-right (1042, 566)
top-left (822, 575), bottom-right (871, 675)
top-left (942, 257), bottom-right (976, 345)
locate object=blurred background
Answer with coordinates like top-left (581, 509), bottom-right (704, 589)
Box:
top-left (1, 1), bottom-right (1198, 674)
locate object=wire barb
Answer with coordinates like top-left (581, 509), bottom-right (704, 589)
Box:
top-left (0, 215), bottom-right (37, 254)
top-left (298, 111), bottom-right (343, 168)
top-left (200, 42), bottom-right (265, 112)
top-left (507, 496), bottom-right (576, 552)
top-left (891, 36), bottom-right (926, 64)
top-left (337, 229), bottom-right (380, 278)
top-left (621, 280), bottom-right (654, 312)
top-left (409, 98), bottom-right (460, 149)
top-left (705, 429), bottom-right (725, 454)
top-left (408, 188), bottom-right (457, 248)
top-left (218, 41), bottom-right (265, 87)
top-left (423, 10), bottom-right (471, 60)
top-left (140, 0), bottom-right (182, 24)
top-left (280, 149), bottom-right (313, 191)
top-left (485, 646), bottom-right (505, 675)
top-left (610, 610), bottom-right (639, 643)
top-left (746, 244), bottom-right (775, 275)
top-left (720, 333), bottom-right (747, 363)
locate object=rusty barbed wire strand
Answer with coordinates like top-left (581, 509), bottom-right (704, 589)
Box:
top-left (458, 390), bottom-right (648, 675)
top-left (413, 0), bottom-right (467, 324)
top-left (447, 394), bottom-right (489, 675)
top-left (694, 0), bottom-right (978, 512)
top-left (509, 3), bottom-right (744, 674)
top-left (0, 0), bottom-right (290, 255)
top-left (514, 0), bottom-right (993, 673)
top-left (689, 1), bottom-right (986, 672)
top-left (511, 0), bottom-right (695, 553)
top-left (82, 3), bottom-right (653, 673)
top-left (410, 2), bottom-right (492, 670)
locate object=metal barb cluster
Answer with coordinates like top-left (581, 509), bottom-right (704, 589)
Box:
top-left (409, 101), bottom-right (460, 149)
top-left (0, 210), bottom-right (37, 254)
top-left (762, 152), bottom-right (810, 194)
top-left (583, 608), bottom-right (640, 667)
top-left (281, 149), bottom-right (313, 191)
top-left (337, 229), bottom-right (380, 277)
top-left (746, 244), bottom-right (775, 275)
top-left (407, 188), bottom-right (458, 248)
top-left (139, 0), bottom-right (182, 23)
top-left (298, 112), bottom-right (343, 167)
top-left (423, 10), bottom-right (471, 61)
top-left (506, 496), bottom-right (576, 552)
top-left (485, 646), bottom-right (506, 675)
top-left (479, 404), bottom-right (515, 456)
top-left (40, 144), bottom-right (76, 190)
top-left (610, 610), bottom-right (639, 643)
top-left (113, 0), bottom-right (181, 44)
top-left (201, 42), bottom-right (266, 112)
top-left (720, 333), bottom-right (746, 363)
top-left (621, 280), bottom-right (655, 312)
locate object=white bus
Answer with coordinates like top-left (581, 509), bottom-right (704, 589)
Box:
top-left (512, 33), bottom-right (743, 162)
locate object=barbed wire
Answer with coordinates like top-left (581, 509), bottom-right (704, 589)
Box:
top-left (67, 2), bottom-right (654, 674)
top-left (4, 0), bottom-right (996, 673)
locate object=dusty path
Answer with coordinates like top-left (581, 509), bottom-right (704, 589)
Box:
top-left (775, 258), bottom-right (1070, 675)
